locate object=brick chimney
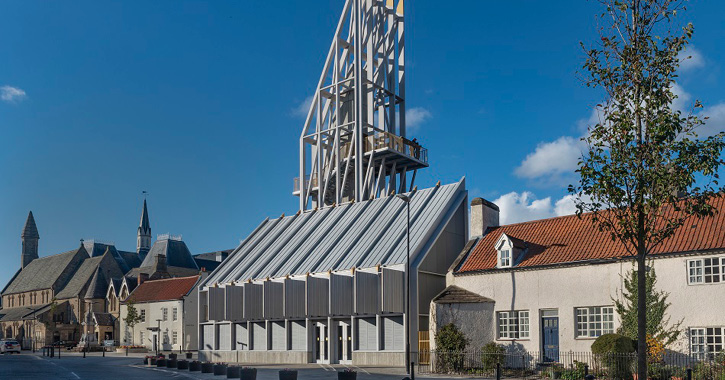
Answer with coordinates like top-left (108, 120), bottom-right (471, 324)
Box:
top-left (138, 272), bottom-right (149, 285)
top-left (470, 197), bottom-right (500, 238)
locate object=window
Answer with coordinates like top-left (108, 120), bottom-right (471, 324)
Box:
top-left (162, 308), bottom-right (168, 321)
top-left (497, 311), bottom-right (529, 339)
top-left (140, 332), bottom-right (145, 344)
top-left (690, 327), bottom-right (724, 359)
top-left (140, 309), bottom-right (146, 323)
top-left (688, 257), bottom-right (724, 284)
top-left (172, 331), bottom-right (178, 345)
top-left (576, 306), bottom-right (614, 338)
top-left (499, 249), bottom-right (512, 268)
top-left (173, 308), bottom-right (178, 321)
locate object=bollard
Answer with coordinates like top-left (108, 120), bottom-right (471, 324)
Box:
top-left (496, 362), bottom-right (501, 380)
top-left (126, 346), bottom-right (128, 356)
top-left (687, 368), bottom-right (692, 380)
top-left (83, 349), bottom-right (86, 358)
top-left (103, 348), bottom-right (105, 357)
top-left (411, 361), bottom-right (415, 380)
top-left (50, 347), bottom-right (54, 358)
top-left (58, 346), bottom-right (60, 359)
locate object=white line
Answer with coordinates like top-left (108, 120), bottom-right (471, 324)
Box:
top-left (352, 365), bottom-right (370, 375)
top-left (317, 363), bottom-right (333, 371)
top-left (71, 372), bottom-right (80, 379)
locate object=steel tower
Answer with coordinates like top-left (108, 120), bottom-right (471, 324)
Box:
top-left (295, 0), bottom-right (428, 211)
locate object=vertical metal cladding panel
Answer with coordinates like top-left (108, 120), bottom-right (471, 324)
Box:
top-left (355, 317), bottom-right (377, 351)
top-left (218, 324), bottom-right (232, 350)
top-left (381, 316), bottom-right (404, 351)
top-left (329, 273), bottom-right (353, 316)
top-left (381, 268), bottom-right (404, 313)
top-left (306, 276), bottom-right (329, 317)
top-left (225, 285), bottom-right (244, 321)
top-left (251, 321), bottom-right (266, 350)
top-left (199, 290), bottom-right (209, 322)
top-left (263, 281), bottom-right (284, 320)
top-left (235, 323), bottom-right (248, 350)
top-left (354, 270), bottom-right (379, 315)
top-left (243, 283), bottom-right (263, 320)
top-left (289, 320), bottom-right (306, 351)
top-left (202, 324), bottom-right (215, 350)
top-left (284, 279), bottom-right (306, 319)
top-left (208, 287), bottom-right (226, 321)
top-left (271, 321), bottom-right (286, 350)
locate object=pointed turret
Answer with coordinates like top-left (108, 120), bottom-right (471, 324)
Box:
top-left (137, 199), bottom-right (152, 257)
top-left (21, 211), bottom-right (39, 269)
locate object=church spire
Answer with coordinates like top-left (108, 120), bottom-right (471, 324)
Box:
top-left (21, 211), bottom-right (39, 269)
top-left (137, 198), bottom-right (151, 257)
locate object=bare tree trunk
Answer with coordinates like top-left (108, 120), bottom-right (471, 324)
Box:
top-left (637, 251), bottom-right (648, 380)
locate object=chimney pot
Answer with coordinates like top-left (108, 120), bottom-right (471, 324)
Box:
top-left (470, 197), bottom-right (500, 238)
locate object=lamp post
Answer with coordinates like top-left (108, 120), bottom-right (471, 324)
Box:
top-left (396, 194), bottom-right (412, 377)
top-left (156, 319), bottom-right (162, 356)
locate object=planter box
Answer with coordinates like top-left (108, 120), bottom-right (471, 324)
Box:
top-left (226, 366), bottom-right (241, 378)
top-left (168, 353), bottom-right (177, 360)
top-left (279, 370), bottom-right (298, 380)
top-left (150, 358), bottom-right (157, 365)
top-left (201, 363), bottom-right (215, 373)
top-left (214, 364), bottom-right (228, 376)
top-left (177, 360), bottom-right (189, 370)
top-left (189, 361), bottom-right (201, 372)
top-left (166, 359), bottom-right (177, 368)
top-left (156, 359), bottom-right (166, 367)
top-left (143, 357), bottom-right (149, 365)
top-left (186, 352), bottom-right (193, 359)
top-left (239, 368), bottom-right (257, 380)
top-left (337, 372), bottom-right (357, 380)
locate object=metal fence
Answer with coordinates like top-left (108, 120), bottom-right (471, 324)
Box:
top-left (417, 350), bottom-right (725, 380)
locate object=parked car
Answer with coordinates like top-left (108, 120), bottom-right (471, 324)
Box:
top-left (0, 339), bottom-right (21, 354)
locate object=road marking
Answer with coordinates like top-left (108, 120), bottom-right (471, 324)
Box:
top-left (71, 372), bottom-right (80, 379)
top-left (352, 365), bottom-right (370, 375)
top-left (317, 363), bottom-right (333, 371)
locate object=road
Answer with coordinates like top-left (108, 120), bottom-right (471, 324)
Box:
top-left (0, 352), bottom-right (451, 379)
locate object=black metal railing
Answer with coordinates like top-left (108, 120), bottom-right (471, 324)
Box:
top-left (417, 349), bottom-right (725, 380)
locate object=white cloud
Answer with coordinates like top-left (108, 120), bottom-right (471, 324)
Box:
top-left (514, 136), bottom-right (584, 185)
top-left (1, 85), bottom-right (27, 103)
top-left (671, 83), bottom-right (693, 112)
top-left (678, 46), bottom-right (705, 72)
top-left (291, 95), bottom-right (314, 118)
top-left (699, 102), bottom-right (725, 137)
top-left (406, 107), bottom-right (432, 132)
top-left (493, 191), bottom-right (580, 225)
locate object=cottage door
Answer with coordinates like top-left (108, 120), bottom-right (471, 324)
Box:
top-left (541, 315), bottom-right (559, 362)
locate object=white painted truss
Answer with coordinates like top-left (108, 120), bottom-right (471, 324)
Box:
top-left (296, 0), bottom-right (428, 211)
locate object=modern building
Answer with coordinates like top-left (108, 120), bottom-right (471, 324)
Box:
top-left (431, 197), bottom-right (725, 360)
top-left (120, 274), bottom-right (204, 352)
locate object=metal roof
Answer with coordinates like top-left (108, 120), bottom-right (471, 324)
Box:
top-left (203, 179), bottom-right (466, 286)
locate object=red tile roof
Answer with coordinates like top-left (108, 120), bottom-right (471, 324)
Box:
top-left (456, 197), bottom-right (725, 273)
top-left (125, 275), bottom-right (200, 303)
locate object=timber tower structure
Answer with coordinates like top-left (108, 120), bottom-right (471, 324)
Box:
top-left (295, 0), bottom-right (428, 211)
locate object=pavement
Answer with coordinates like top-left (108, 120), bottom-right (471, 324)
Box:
top-left (0, 351), bottom-right (473, 379)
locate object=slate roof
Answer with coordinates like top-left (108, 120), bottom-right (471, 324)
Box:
top-left (432, 285), bottom-right (494, 304)
top-left (22, 211), bottom-right (39, 239)
top-left (109, 278), bottom-right (122, 297)
top-left (125, 275), bottom-right (200, 303)
top-left (140, 239), bottom-right (198, 270)
top-left (84, 267), bottom-right (108, 299)
top-left (126, 265), bottom-right (200, 279)
top-left (94, 312), bottom-right (114, 326)
top-left (0, 304), bottom-right (50, 322)
top-left (82, 241), bottom-right (141, 273)
top-left (55, 251), bottom-right (123, 300)
top-left (2, 248), bottom-right (83, 295)
top-left (204, 180), bottom-right (467, 285)
top-left (456, 196), bottom-right (725, 273)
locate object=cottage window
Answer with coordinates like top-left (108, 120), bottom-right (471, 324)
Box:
top-left (162, 308), bottom-right (168, 321)
top-left (497, 310), bottom-right (529, 339)
top-left (690, 327), bottom-right (724, 359)
top-left (575, 306), bottom-right (614, 338)
top-left (172, 331), bottom-right (178, 345)
top-left (498, 249), bottom-right (511, 268)
top-left (140, 309), bottom-right (146, 323)
top-left (688, 257), bottom-right (724, 284)
top-left (172, 308), bottom-right (178, 321)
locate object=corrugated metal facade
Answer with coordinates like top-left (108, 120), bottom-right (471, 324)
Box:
top-left (381, 316), bottom-right (404, 351)
top-left (202, 324), bottom-right (214, 350)
top-left (306, 276), bottom-right (329, 317)
top-left (218, 324), bottom-right (232, 350)
top-left (263, 281), bottom-right (284, 319)
top-left (235, 322), bottom-right (248, 350)
top-left (251, 322), bottom-right (266, 350)
top-left (208, 287), bottom-right (225, 321)
top-left (271, 321), bottom-right (286, 350)
top-left (243, 283), bottom-right (263, 320)
top-left (356, 317), bottom-right (377, 351)
top-left (381, 268), bottom-right (404, 313)
top-left (284, 279), bottom-right (306, 319)
top-left (225, 285), bottom-right (244, 321)
top-left (290, 320), bottom-right (306, 351)
top-left (354, 270), bottom-right (379, 315)
top-left (329, 273), bottom-right (353, 316)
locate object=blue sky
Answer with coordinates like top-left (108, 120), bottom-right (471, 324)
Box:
top-left (1, 0), bottom-right (724, 288)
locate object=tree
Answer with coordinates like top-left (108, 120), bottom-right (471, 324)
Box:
top-left (43, 299), bottom-right (59, 345)
top-left (614, 264), bottom-right (682, 347)
top-left (124, 301), bottom-right (142, 345)
top-left (434, 323), bottom-right (469, 373)
top-left (571, 1), bottom-right (725, 379)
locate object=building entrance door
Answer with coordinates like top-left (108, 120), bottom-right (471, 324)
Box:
top-left (314, 323), bottom-right (329, 364)
top-left (541, 310), bottom-right (559, 362)
top-left (335, 321), bottom-right (352, 364)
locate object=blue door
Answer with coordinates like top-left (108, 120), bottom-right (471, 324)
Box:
top-left (542, 317), bottom-right (559, 362)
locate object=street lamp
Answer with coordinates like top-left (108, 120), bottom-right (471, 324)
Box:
top-left (395, 194), bottom-right (413, 377)
top-left (156, 319), bottom-right (162, 356)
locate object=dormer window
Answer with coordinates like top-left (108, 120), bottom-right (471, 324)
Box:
top-left (499, 249), bottom-right (511, 268)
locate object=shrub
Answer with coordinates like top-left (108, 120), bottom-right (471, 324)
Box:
top-left (560, 361), bottom-right (588, 380)
top-left (434, 323), bottom-right (469, 373)
top-left (481, 342), bottom-right (505, 372)
top-left (592, 334), bottom-right (635, 380)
